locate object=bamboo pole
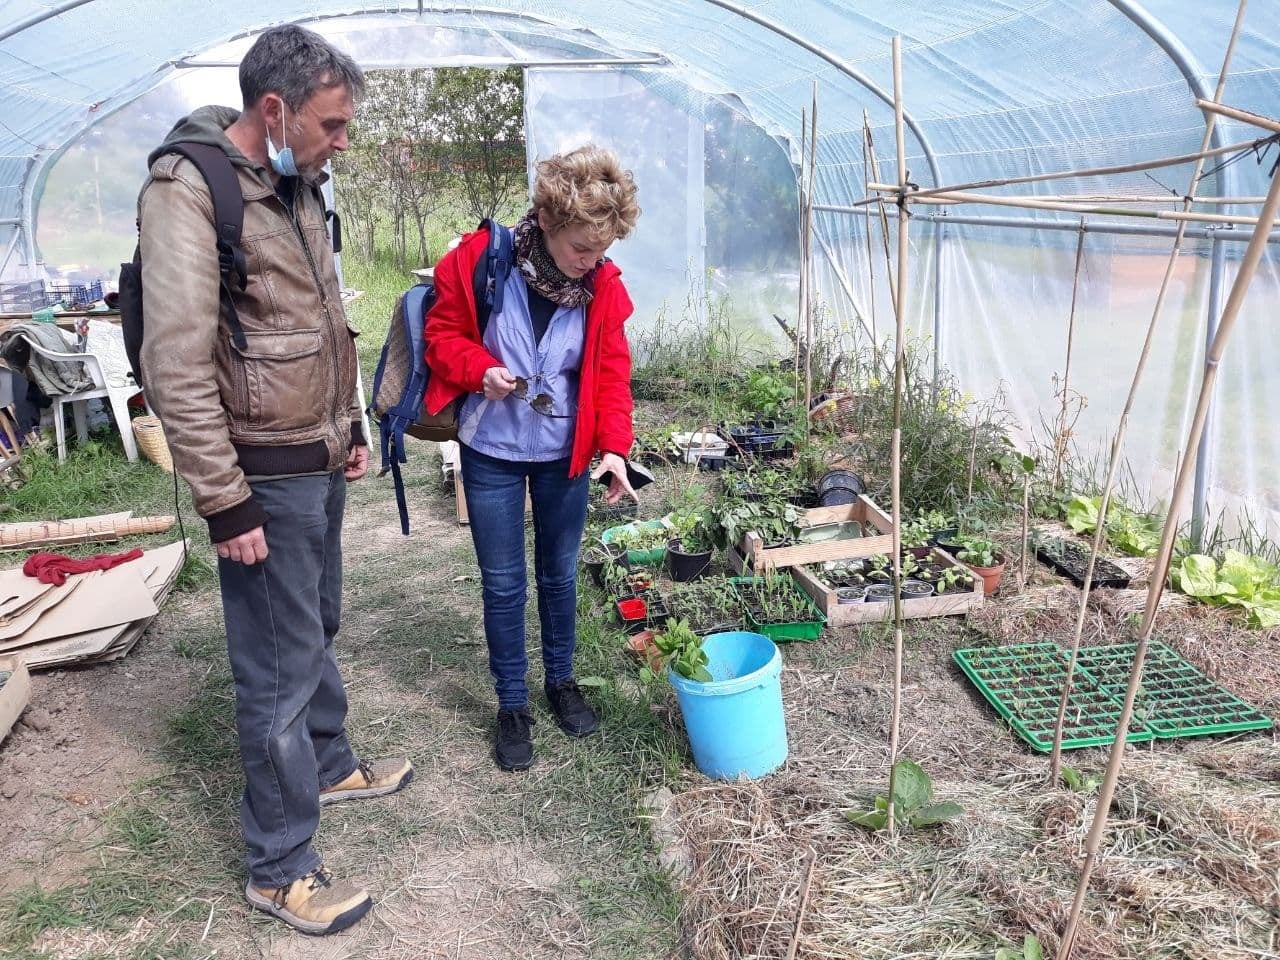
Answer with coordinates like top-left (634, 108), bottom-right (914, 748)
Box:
top-left (796, 108), bottom-right (808, 392)
top-left (866, 184), bottom-right (1271, 226)
top-left (1052, 224), bottom-right (1086, 491)
top-left (785, 847), bottom-right (818, 960)
top-left (1195, 98), bottom-right (1280, 134)
top-left (861, 116), bottom-right (878, 348)
top-left (858, 132), bottom-right (1274, 204)
top-left (1061, 150), bottom-right (1280, 960)
top-left (1059, 11), bottom-right (1265, 953)
top-left (1048, 0), bottom-right (1250, 793)
top-left (885, 35), bottom-right (909, 837)
top-left (0, 516), bottom-right (176, 549)
top-left (804, 83), bottom-right (819, 431)
top-left (863, 111), bottom-right (899, 331)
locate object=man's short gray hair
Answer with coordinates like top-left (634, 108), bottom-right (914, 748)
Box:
top-left (239, 24), bottom-right (366, 110)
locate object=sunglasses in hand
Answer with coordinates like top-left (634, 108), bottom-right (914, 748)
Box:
top-left (511, 376), bottom-right (572, 418)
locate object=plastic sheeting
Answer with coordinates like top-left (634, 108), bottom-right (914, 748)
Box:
top-left (2, 1), bottom-right (1279, 533)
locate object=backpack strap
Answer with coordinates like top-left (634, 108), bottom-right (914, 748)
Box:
top-left (308, 181), bottom-right (342, 254)
top-left (474, 218), bottom-right (514, 336)
top-left (164, 142), bottom-right (248, 351)
top-left (382, 283), bottom-right (432, 535)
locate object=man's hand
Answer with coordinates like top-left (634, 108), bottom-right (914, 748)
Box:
top-left (591, 452), bottom-right (638, 505)
top-left (345, 443), bottom-right (370, 481)
top-left (482, 366), bottom-right (518, 400)
top-left (217, 526), bottom-right (268, 565)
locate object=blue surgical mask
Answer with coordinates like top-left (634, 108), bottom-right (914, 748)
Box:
top-left (265, 108), bottom-right (298, 177)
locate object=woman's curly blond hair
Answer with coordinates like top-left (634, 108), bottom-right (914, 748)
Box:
top-left (532, 144), bottom-right (640, 244)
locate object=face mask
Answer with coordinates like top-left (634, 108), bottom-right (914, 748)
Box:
top-left (265, 103), bottom-right (299, 177)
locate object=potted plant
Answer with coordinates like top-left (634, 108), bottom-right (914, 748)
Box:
top-left (639, 617), bottom-right (712, 683)
top-left (582, 540), bottom-right (626, 589)
top-left (956, 534), bottom-right (1006, 594)
top-left (666, 509), bottom-right (716, 582)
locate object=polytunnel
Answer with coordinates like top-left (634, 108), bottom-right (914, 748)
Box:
top-left (1, 1), bottom-right (1278, 534)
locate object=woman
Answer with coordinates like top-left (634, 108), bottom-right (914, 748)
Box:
top-left (424, 145), bottom-right (641, 771)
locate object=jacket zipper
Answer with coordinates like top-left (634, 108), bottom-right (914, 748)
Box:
top-left (283, 185), bottom-right (344, 449)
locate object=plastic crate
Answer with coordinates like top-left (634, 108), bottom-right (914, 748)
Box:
top-left (0, 279), bottom-right (46, 312)
top-left (954, 643), bottom-right (1154, 752)
top-left (44, 279), bottom-right (104, 308)
top-left (1071, 642), bottom-right (1273, 740)
top-left (731, 575), bottom-right (826, 642)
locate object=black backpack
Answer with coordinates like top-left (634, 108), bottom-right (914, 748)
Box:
top-left (119, 142), bottom-right (249, 387)
top-left (119, 143), bottom-right (340, 387)
top-left (368, 220), bottom-right (514, 535)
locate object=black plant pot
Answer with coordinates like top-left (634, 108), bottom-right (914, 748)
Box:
top-left (666, 539), bottom-right (713, 582)
top-left (583, 542), bottom-right (627, 590)
top-left (815, 468), bottom-right (866, 506)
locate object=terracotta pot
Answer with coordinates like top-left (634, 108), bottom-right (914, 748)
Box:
top-left (966, 560), bottom-right (1006, 595)
top-left (625, 629), bottom-right (663, 671)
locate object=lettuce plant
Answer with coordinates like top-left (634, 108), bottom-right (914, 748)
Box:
top-left (1173, 549), bottom-right (1280, 628)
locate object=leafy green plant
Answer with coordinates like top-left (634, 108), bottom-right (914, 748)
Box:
top-left (640, 618), bottom-right (711, 683)
top-left (1060, 765), bottom-right (1102, 795)
top-left (843, 759), bottom-right (963, 832)
top-left (1065, 494), bottom-right (1161, 557)
top-left (667, 508), bottom-right (717, 554)
top-left (1172, 550), bottom-right (1280, 628)
top-left (994, 934), bottom-right (1044, 960)
top-left (740, 366), bottom-right (794, 419)
top-left (709, 494), bottom-right (807, 551)
top-left (956, 535), bottom-right (1001, 569)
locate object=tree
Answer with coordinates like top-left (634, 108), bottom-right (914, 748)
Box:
top-left (432, 67), bottom-right (526, 225)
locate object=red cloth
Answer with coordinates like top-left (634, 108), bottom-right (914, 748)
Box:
top-left (22, 548), bottom-right (145, 586)
top-left (423, 226), bottom-right (636, 476)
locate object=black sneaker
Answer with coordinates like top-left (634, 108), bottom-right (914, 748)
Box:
top-left (495, 707), bottom-right (535, 771)
top-left (545, 679), bottom-right (600, 737)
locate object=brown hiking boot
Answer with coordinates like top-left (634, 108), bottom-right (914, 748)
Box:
top-left (319, 757), bottom-right (414, 806)
top-left (245, 866), bottom-right (371, 935)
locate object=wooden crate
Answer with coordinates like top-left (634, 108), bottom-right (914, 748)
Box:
top-left (792, 546), bottom-right (984, 625)
top-left (741, 496), bottom-right (895, 571)
top-left (0, 654), bottom-right (31, 743)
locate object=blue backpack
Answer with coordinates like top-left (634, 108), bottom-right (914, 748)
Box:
top-left (369, 219), bottom-right (514, 534)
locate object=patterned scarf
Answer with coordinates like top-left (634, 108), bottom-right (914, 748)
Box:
top-left (512, 209), bottom-right (595, 308)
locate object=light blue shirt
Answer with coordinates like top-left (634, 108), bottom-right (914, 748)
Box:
top-left (458, 270), bottom-right (585, 462)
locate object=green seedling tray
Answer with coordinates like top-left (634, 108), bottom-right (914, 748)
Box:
top-left (1070, 642), bottom-right (1273, 740)
top-left (601, 518), bottom-right (669, 566)
top-left (954, 643), bottom-right (1154, 752)
top-left (731, 576), bottom-right (826, 642)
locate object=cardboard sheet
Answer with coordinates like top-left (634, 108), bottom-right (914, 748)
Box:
top-left (0, 560), bottom-right (155, 652)
top-left (0, 571), bottom-right (54, 624)
top-left (25, 540), bottom-right (188, 670)
top-left (0, 573), bottom-right (92, 643)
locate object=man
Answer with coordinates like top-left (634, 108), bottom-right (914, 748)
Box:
top-left (138, 25), bottom-right (411, 936)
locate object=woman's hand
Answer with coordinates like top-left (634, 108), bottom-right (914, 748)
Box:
top-left (591, 452), bottom-right (638, 504)
top-left (482, 366), bottom-right (518, 400)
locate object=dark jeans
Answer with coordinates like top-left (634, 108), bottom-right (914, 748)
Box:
top-left (460, 444), bottom-right (590, 710)
top-left (218, 470), bottom-right (358, 888)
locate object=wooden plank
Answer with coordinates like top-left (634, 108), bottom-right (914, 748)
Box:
top-left (792, 547), bottom-right (984, 625)
top-left (743, 495), bottom-right (898, 570)
top-left (0, 654), bottom-right (31, 742)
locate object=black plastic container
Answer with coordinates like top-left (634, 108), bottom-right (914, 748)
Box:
top-left (666, 539), bottom-right (713, 582)
top-left (816, 468), bottom-right (866, 506)
top-left (1034, 537), bottom-right (1131, 589)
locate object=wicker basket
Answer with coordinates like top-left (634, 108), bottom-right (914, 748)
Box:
top-left (132, 414), bottom-right (173, 472)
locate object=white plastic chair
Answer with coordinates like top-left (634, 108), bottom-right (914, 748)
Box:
top-left (24, 321), bottom-right (147, 463)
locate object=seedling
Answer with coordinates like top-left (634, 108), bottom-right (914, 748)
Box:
top-left (843, 759), bottom-right (963, 832)
top-left (1059, 765), bottom-right (1102, 795)
top-left (640, 617), bottom-right (712, 683)
top-left (994, 934), bottom-right (1044, 960)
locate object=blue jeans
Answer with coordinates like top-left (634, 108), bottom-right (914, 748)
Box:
top-left (218, 470), bottom-right (358, 888)
top-left (460, 444), bottom-right (590, 709)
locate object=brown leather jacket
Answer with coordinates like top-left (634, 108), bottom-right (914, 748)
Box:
top-left (138, 107), bottom-right (360, 542)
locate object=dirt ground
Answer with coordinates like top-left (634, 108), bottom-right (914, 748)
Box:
top-left (2, 463), bottom-right (1278, 959)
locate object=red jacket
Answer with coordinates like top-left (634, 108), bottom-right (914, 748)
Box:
top-left (424, 227), bottom-right (636, 475)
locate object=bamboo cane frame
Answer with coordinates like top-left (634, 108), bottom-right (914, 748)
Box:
top-left (1051, 224), bottom-right (1086, 492)
top-left (863, 112), bottom-right (899, 328)
top-left (803, 84), bottom-right (818, 433)
top-left (862, 116), bottom-right (879, 347)
top-left (867, 183), bottom-right (1272, 226)
top-left (1060, 152), bottom-right (1280, 960)
top-left (856, 132), bottom-right (1276, 205)
top-left (884, 35), bottom-right (909, 837)
top-left (1196, 97), bottom-right (1280, 134)
top-left (1058, 8), bottom-right (1269, 953)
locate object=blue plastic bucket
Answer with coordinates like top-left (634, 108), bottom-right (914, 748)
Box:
top-left (668, 631), bottom-right (788, 779)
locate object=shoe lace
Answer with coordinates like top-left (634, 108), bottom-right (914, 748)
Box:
top-left (356, 760), bottom-right (374, 785)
